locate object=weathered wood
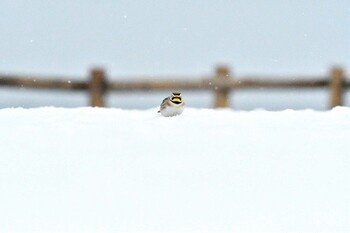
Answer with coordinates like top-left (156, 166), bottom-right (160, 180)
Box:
top-left (329, 67), bottom-right (344, 109)
top-left (0, 67), bottom-right (349, 108)
top-left (89, 68), bottom-right (106, 107)
top-left (0, 75), bottom-right (87, 90)
top-left (107, 78), bottom-right (330, 91)
top-left (0, 75), bottom-right (332, 91)
top-left (236, 78), bottom-right (329, 88)
top-left (214, 66), bottom-right (231, 108)
top-left (108, 78), bottom-right (212, 90)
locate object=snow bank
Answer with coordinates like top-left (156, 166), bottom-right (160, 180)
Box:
top-left (0, 107), bottom-right (349, 232)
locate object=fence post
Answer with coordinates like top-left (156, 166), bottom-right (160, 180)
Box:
top-left (214, 66), bottom-right (231, 108)
top-left (89, 68), bottom-right (106, 107)
top-left (329, 67), bottom-right (344, 109)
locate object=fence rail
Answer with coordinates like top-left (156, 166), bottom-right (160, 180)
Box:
top-left (0, 66), bottom-right (348, 109)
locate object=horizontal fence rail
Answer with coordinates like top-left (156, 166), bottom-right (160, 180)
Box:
top-left (0, 66), bottom-right (349, 109)
top-left (0, 75), bottom-right (87, 90)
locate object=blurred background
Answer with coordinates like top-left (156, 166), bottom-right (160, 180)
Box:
top-left (0, 0), bottom-right (349, 110)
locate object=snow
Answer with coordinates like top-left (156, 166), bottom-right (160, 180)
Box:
top-left (0, 107), bottom-right (349, 232)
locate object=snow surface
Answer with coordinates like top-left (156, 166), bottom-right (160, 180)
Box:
top-left (0, 107), bottom-right (349, 232)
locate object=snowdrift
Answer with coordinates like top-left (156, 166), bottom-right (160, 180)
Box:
top-left (0, 107), bottom-right (349, 232)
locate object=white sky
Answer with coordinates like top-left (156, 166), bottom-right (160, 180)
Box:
top-left (0, 0), bottom-right (349, 78)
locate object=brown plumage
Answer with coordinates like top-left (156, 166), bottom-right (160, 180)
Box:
top-left (158, 93), bottom-right (185, 117)
top-left (158, 97), bottom-right (171, 112)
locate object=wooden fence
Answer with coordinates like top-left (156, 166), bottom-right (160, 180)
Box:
top-left (0, 66), bottom-right (349, 109)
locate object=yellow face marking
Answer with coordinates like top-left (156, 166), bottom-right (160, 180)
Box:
top-left (171, 96), bottom-right (182, 103)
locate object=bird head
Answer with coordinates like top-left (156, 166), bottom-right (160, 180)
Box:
top-left (170, 92), bottom-right (182, 104)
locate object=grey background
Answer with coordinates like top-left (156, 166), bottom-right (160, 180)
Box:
top-left (0, 0), bottom-right (349, 109)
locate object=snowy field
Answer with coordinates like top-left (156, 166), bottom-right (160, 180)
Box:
top-left (0, 107), bottom-right (349, 232)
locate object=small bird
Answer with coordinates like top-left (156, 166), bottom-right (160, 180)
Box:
top-left (158, 92), bottom-right (185, 117)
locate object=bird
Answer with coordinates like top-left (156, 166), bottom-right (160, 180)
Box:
top-left (158, 92), bottom-right (185, 117)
